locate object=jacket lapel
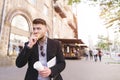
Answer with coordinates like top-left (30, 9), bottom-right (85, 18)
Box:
top-left (47, 38), bottom-right (57, 62)
top-left (47, 38), bottom-right (51, 62)
top-left (33, 43), bottom-right (39, 61)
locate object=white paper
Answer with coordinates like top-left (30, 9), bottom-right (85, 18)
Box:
top-left (47, 57), bottom-right (56, 68)
top-left (33, 61), bottom-right (44, 71)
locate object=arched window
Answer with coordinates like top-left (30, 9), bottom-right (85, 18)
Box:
top-left (11, 15), bottom-right (29, 31)
top-left (8, 15), bottom-right (30, 56)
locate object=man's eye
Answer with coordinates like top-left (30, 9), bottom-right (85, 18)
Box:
top-left (37, 28), bottom-right (41, 30)
top-left (33, 28), bottom-right (35, 30)
top-left (33, 28), bottom-right (41, 30)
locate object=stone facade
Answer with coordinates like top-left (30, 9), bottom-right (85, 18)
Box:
top-left (0, 0), bottom-right (78, 56)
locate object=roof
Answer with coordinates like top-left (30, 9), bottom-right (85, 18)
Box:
top-left (54, 38), bottom-right (84, 44)
top-left (54, 38), bottom-right (87, 47)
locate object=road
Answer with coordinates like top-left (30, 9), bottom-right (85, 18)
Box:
top-left (0, 55), bottom-right (120, 80)
top-left (62, 57), bottom-right (120, 80)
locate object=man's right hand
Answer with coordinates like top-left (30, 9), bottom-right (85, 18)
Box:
top-left (27, 34), bottom-right (38, 48)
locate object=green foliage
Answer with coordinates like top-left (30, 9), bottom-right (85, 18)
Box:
top-left (72, 0), bottom-right (120, 28)
top-left (99, 0), bottom-right (120, 28)
top-left (68, 0), bottom-right (81, 5)
top-left (76, 0), bottom-right (120, 28)
top-left (97, 42), bottom-right (109, 50)
top-left (96, 35), bottom-right (109, 50)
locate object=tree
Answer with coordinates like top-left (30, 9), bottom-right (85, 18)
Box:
top-left (99, 0), bottom-right (120, 28)
top-left (96, 35), bottom-right (109, 50)
top-left (68, 0), bottom-right (81, 5)
top-left (68, 0), bottom-right (120, 28)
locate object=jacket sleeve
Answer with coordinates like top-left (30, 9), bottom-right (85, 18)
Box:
top-left (16, 42), bottom-right (32, 68)
top-left (49, 41), bottom-right (66, 78)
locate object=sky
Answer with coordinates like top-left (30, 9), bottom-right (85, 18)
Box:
top-left (76, 3), bottom-right (107, 48)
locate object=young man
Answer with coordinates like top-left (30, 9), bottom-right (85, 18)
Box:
top-left (16, 18), bottom-right (66, 80)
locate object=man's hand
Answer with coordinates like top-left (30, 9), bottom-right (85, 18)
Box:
top-left (38, 67), bottom-right (51, 77)
top-left (27, 34), bottom-right (38, 48)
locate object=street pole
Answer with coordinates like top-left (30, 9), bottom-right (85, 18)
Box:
top-left (107, 28), bottom-right (112, 58)
top-left (0, 0), bottom-right (7, 39)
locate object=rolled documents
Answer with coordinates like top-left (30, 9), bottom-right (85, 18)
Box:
top-left (33, 61), bottom-right (44, 71)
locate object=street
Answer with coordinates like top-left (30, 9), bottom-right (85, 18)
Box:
top-left (62, 57), bottom-right (120, 80)
top-left (0, 55), bottom-right (120, 80)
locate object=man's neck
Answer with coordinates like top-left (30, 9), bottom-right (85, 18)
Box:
top-left (38, 36), bottom-right (47, 44)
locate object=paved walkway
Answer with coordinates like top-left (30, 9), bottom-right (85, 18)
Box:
top-left (62, 55), bottom-right (120, 80)
top-left (0, 55), bottom-right (120, 80)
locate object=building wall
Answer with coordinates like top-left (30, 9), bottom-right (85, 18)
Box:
top-left (0, 0), bottom-right (78, 56)
top-left (53, 0), bottom-right (78, 38)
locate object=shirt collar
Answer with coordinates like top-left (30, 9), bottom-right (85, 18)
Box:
top-left (38, 37), bottom-right (47, 45)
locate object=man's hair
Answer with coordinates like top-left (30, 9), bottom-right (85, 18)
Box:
top-left (33, 18), bottom-right (46, 25)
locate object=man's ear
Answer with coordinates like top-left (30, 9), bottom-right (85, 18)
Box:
top-left (46, 26), bottom-right (49, 37)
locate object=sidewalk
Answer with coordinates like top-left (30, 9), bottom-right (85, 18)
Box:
top-left (0, 56), bottom-right (14, 67)
top-left (0, 55), bottom-right (120, 80)
top-left (62, 55), bottom-right (120, 80)
top-left (104, 55), bottom-right (120, 64)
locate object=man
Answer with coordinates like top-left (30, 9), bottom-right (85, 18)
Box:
top-left (93, 49), bottom-right (98, 62)
top-left (16, 18), bottom-right (66, 80)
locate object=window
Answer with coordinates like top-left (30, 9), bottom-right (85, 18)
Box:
top-left (11, 15), bottom-right (29, 31)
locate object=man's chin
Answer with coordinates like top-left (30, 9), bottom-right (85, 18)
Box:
top-left (38, 36), bottom-right (44, 41)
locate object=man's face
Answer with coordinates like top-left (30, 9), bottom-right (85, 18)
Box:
top-left (32, 24), bottom-right (47, 40)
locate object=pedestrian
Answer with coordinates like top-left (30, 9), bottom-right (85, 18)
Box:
top-left (93, 49), bottom-right (98, 62)
top-left (84, 48), bottom-right (89, 60)
top-left (97, 49), bottom-right (103, 61)
top-left (16, 18), bottom-right (66, 80)
top-left (89, 49), bottom-right (93, 60)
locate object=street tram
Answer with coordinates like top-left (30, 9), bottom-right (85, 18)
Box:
top-left (54, 39), bottom-right (87, 59)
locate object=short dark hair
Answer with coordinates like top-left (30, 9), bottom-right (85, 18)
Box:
top-left (33, 18), bottom-right (46, 25)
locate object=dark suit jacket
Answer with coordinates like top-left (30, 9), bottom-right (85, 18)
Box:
top-left (16, 38), bottom-right (66, 80)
